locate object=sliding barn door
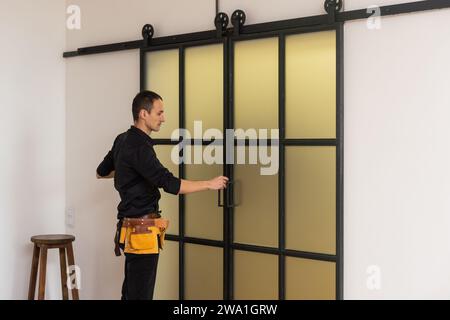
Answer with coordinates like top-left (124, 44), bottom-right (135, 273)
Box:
top-left (142, 24), bottom-right (342, 300)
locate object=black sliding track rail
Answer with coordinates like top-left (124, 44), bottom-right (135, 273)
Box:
top-left (63, 0), bottom-right (450, 58)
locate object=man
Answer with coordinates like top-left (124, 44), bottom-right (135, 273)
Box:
top-left (96, 90), bottom-right (228, 300)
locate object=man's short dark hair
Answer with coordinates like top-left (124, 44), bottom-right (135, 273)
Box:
top-left (132, 90), bottom-right (163, 121)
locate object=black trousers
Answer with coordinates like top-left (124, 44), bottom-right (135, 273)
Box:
top-left (121, 253), bottom-right (159, 300)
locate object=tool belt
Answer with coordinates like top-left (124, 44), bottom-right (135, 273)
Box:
top-left (114, 213), bottom-right (169, 256)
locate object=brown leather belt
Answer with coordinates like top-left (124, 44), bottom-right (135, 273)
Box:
top-left (139, 213), bottom-right (161, 219)
top-left (122, 214), bottom-right (169, 230)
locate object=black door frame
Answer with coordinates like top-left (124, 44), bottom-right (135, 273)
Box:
top-left (140, 19), bottom-right (343, 300)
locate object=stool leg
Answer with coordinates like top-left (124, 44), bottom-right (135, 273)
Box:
top-left (59, 248), bottom-right (69, 300)
top-left (28, 244), bottom-right (40, 300)
top-left (38, 245), bottom-right (48, 300)
top-left (66, 243), bottom-right (79, 300)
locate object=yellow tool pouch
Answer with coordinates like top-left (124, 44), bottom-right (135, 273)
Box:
top-left (119, 226), bottom-right (127, 244)
top-left (129, 226), bottom-right (158, 250)
top-left (118, 217), bottom-right (169, 255)
top-left (130, 233), bottom-right (154, 250)
top-left (124, 226), bottom-right (160, 254)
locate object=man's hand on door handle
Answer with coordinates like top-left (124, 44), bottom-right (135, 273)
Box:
top-left (207, 176), bottom-right (229, 190)
top-left (178, 176), bottom-right (229, 195)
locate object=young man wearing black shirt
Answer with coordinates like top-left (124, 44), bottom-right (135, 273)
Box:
top-left (97, 90), bottom-right (228, 300)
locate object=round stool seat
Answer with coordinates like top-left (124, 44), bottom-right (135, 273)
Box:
top-left (31, 234), bottom-right (75, 245)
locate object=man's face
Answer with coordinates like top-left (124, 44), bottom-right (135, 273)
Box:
top-left (144, 99), bottom-right (165, 132)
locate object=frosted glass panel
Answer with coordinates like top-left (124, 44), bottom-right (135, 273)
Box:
top-left (185, 145), bottom-right (223, 240)
top-left (234, 146), bottom-right (278, 247)
top-left (146, 49), bottom-right (179, 139)
top-left (185, 44), bottom-right (223, 133)
top-left (286, 31), bottom-right (336, 138)
top-left (153, 241), bottom-right (179, 299)
top-left (234, 250), bottom-right (278, 299)
top-left (286, 257), bottom-right (335, 300)
top-left (286, 147), bottom-right (336, 254)
top-left (234, 37), bottom-right (278, 130)
top-left (185, 244), bottom-right (223, 300)
top-left (154, 145), bottom-right (179, 235)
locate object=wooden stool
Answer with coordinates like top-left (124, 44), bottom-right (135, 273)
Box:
top-left (28, 234), bottom-right (79, 300)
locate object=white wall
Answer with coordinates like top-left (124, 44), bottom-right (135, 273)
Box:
top-left (344, 5), bottom-right (450, 299)
top-left (0, 0), bottom-right (66, 299)
top-left (64, 0), bottom-right (450, 299)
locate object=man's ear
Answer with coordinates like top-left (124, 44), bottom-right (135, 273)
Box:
top-left (139, 108), bottom-right (149, 120)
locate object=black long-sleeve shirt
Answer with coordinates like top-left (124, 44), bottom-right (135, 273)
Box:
top-left (97, 125), bottom-right (181, 219)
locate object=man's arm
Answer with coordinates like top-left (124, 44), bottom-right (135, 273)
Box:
top-left (97, 170), bottom-right (115, 179)
top-left (96, 133), bottom-right (126, 179)
top-left (134, 145), bottom-right (228, 195)
top-left (96, 150), bottom-right (115, 179)
top-left (177, 176), bottom-right (228, 195)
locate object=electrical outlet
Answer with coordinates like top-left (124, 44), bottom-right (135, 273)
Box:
top-left (66, 207), bottom-right (75, 228)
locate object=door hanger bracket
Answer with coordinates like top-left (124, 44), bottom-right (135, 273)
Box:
top-left (231, 9), bottom-right (246, 36)
top-left (142, 24), bottom-right (154, 47)
top-left (324, 0), bottom-right (343, 24)
top-left (214, 12), bottom-right (229, 38)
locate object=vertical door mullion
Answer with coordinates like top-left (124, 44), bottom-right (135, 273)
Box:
top-left (222, 38), bottom-right (230, 300)
top-left (336, 22), bottom-right (344, 301)
top-left (278, 34), bottom-right (286, 300)
top-left (228, 37), bottom-right (235, 300)
top-left (179, 45), bottom-right (185, 300)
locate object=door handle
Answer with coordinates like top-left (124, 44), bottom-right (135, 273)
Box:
top-left (226, 181), bottom-right (235, 208)
top-left (218, 187), bottom-right (225, 207)
top-left (217, 181), bottom-right (235, 208)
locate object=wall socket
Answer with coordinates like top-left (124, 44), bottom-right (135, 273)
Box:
top-left (66, 207), bottom-right (75, 228)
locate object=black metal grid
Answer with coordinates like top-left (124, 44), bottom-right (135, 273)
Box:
top-left (140, 21), bottom-right (343, 300)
